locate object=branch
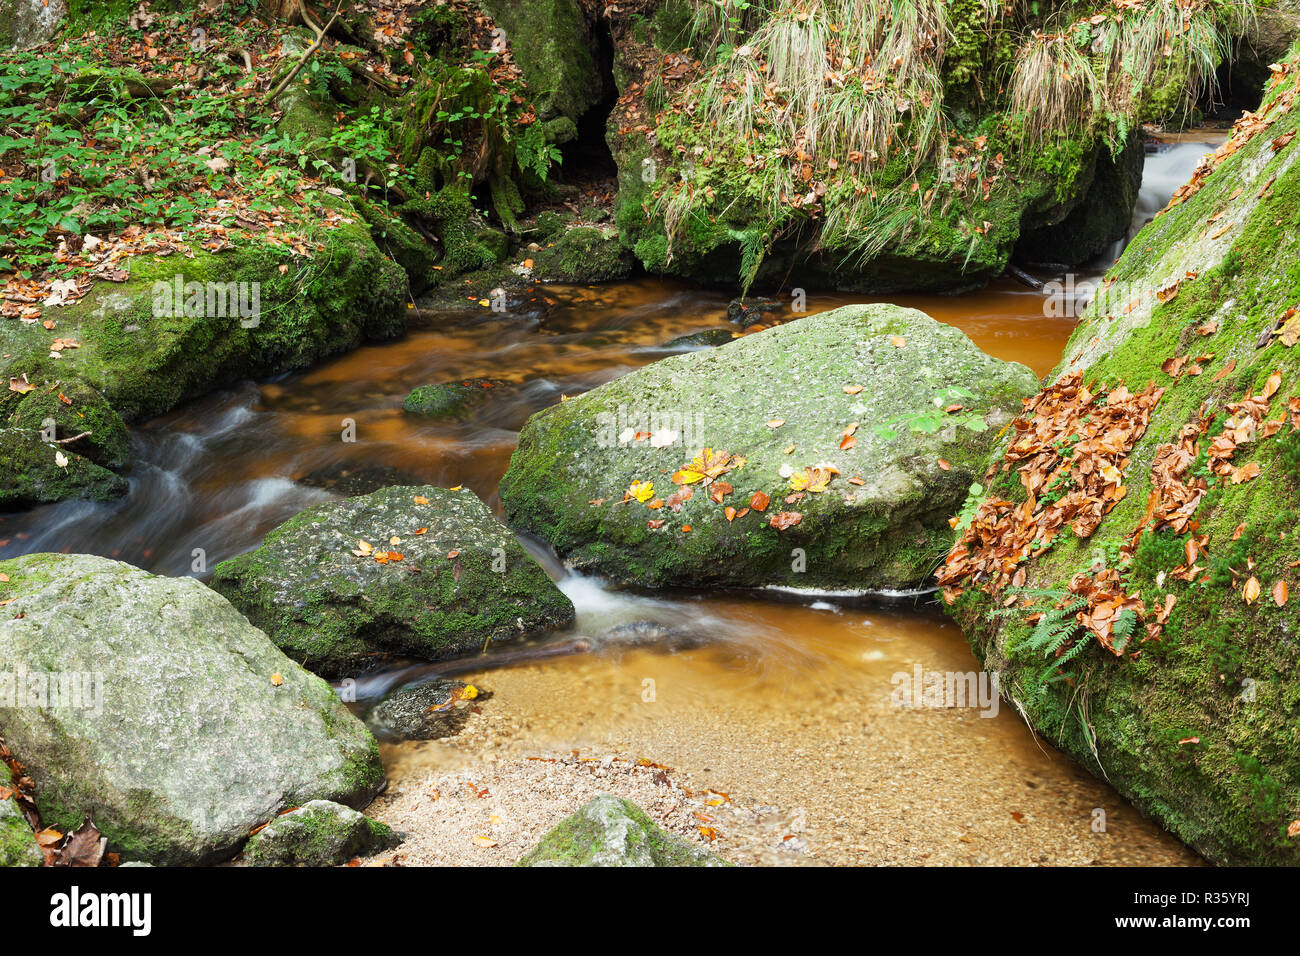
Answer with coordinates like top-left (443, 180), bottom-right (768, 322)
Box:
top-left (265, 2), bottom-right (345, 109)
top-left (51, 431), bottom-right (92, 445)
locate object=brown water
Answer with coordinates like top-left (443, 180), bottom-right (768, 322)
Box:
top-left (0, 142), bottom-right (1218, 866)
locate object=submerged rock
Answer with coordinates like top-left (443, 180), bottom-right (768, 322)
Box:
top-left (0, 764), bottom-right (40, 868)
top-left (211, 485), bottom-right (575, 678)
top-left (946, 45), bottom-right (1300, 865)
top-left (243, 800), bottom-right (400, 867)
top-left (297, 463), bottom-right (423, 498)
top-left (403, 378), bottom-right (504, 418)
top-left (366, 678), bottom-right (480, 741)
top-left (0, 553), bottom-right (385, 866)
top-left (727, 297), bottom-right (784, 329)
top-left (500, 303), bottom-right (1038, 590)
top-left (518, 794), bottom-right (729, 867)
top-left (662, 328), bottom-right (736, 350)
top-left (0, 427), bottom-right (128, 510)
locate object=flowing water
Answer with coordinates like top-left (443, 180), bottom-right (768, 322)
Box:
top-left (0, 136), bottom-right (1222, 866)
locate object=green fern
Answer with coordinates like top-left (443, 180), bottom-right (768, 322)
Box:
top-left (989, 586), bottom-right (1089, 689)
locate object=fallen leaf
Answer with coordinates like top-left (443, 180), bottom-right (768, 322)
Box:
top-left (1243, 575), bottom-right (1261, 604)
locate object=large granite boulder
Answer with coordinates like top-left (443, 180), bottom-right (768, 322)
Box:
top-left (0, 553), bottom-right (385, 865)
top-left (500, 303), bottom-right (1039, 590)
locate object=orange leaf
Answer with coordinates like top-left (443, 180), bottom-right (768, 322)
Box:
top-left (1243, 576), bottom-right (1261, 604)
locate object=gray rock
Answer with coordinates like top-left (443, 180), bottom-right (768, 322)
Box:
top-left (518, 794), bottom-right (729, 867)
top-left (211, 485), bottom-right (575, 678)
top-left (0, 553), bottom-right (385, 865)
top-left (0, 0), bottom-right (66, 49)
top-left (500, 303), bottom-right (1039, 590)
top-left (243, 800), bottom-right (400, 867)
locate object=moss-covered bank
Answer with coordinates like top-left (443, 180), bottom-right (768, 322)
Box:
top-left (944, 44), bottom-right (1300, 864)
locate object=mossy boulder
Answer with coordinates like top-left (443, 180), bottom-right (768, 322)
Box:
top-left (518, 794), bottom-right (729, 867)
top-left (532, 226), bottom-right (634, 284)
top-left (210, 485), bottom-right (576, 678)
top-left (0, 197), bottom-right (407, 425)
top-left (0, 763), bottom-right (41, 867)
top-left (0, 552), bottom-right (385, 866)
top-left (243, 800), bottom-right (399, 867)
top-left (9, 379), bottom-right (130, 469)
top-left (403, 378), bottom-right (504, 418)
top-left (500, 303), bottom-right (1038, 590)
top-left (0, 427), bottom-right (128, 510)
top-left (1015, 131), bottom-right (1146, 270)
top-left (479, 0), bottom-right (603, 123)
top-left (945, 48), bottom-right (1300, 865)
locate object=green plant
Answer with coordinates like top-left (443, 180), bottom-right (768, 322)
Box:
top-left (952, 482), bottom-right (984, 533)
top-left (871, 385), bottom-right (987, 439)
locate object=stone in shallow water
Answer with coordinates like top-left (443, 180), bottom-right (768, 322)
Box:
top-left (500, 303), bottom-right (1039, 590)
top-left (297, 462), bottom-right (423, 497)
top-left (518, 794), bottom-right (729, 867)
top-left (243, 800), bottom-right (400, 867)
top-left (366, 678), bottom-right (480, 741)
top-left (211, 485), bottom-right (575, 678)
top-left (402, 379), bottom-right (504, 418)
top-left (0, 552), bottom-right (385, 865)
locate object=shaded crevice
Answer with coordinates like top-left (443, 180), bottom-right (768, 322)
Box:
top-left (558, 17), bottom-right (618, 182)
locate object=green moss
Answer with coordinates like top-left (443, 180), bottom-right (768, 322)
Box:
top-left (533, 226), bottom-right (633, 283)
top-left (478, 0), bottom-right (601, 122)
top-left (0, 196), bottom-right (406, 425)
top-left (9, 379), bottom-right (130, 469)
top-left (0, 427), bottom-right (128, 509)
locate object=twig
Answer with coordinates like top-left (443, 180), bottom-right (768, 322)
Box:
top-left (265, 2), bottom-right (345, 108)
top-left (52, 430), bottom-right (92, 445)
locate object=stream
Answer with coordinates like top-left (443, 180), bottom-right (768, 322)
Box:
top-left (0, 136), bottom-right (1225, 866)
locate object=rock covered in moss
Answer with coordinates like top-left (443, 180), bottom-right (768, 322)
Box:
top-left (210, 485), bottom-right (575, 678)
top-left (366, 678), bottom-right (480, 741)
top-left (532, 226), bottom-right (634, 284)
top-left (403, 379), bottom-right (503, 418)
top-left (0, 764), bottom-right (41, 867)
top-left (0, 427), bottom-right (128, 510)
top-left (243, 800), bottom-right (399, 867)
top-left (518, 794), bottom-right (729, 867)
top-left (479, 0), bottom-right (603, 123)
top-left (9, 379), bottom-right (131, 469)
top-left (1015, 131), bottom-right (1145, 270)
top-left (500, 303), bottom-right (1038, 590)
top-left (0, 552), bottom-right (385, 865)
top-left (946, 45), bottom-right (1300, 865)
top-left (0, 193), bottom-right (407, 425)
